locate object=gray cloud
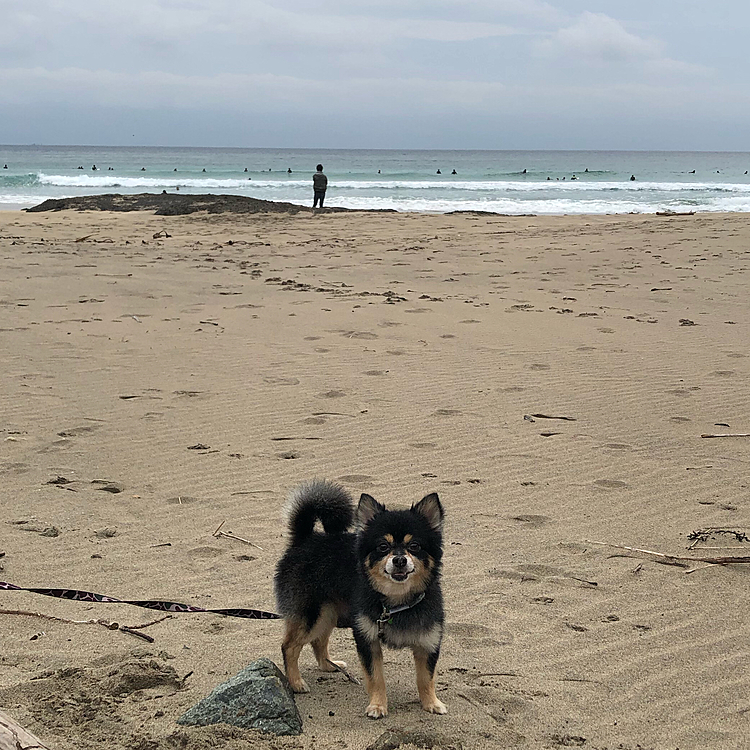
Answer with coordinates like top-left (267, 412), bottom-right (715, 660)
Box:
top-left (0, 1), bottom-right (745, 148)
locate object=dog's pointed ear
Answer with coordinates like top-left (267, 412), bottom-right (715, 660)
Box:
top-left (357, 493), bottom-right (385, 527)
top-left (412, 492), bottom-right (444, 531)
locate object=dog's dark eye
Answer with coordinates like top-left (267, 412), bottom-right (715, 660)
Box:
top-left (407, 541), bottom-right (421, 553)
top-left (377, 542), bottom-right (390, 553)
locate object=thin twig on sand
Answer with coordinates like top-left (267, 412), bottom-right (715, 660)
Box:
top-left (583, 540), bottom-right (750, 566)
top-left (213, 520), bottom-right (264, 550)
top-left (700, 433), bottom-right (750, 438)
top-left (0, 608), bottom-right (170, 642)
top-left (326, 659), bottom-right (362, 685)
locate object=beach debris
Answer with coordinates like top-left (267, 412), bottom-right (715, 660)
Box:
top-left (687, 528), bottom-right (749, 550)
top-left (701, 432), bottom-right (750, 438)
top-left (585, 539), bottom-right (750, 570)
top-left (213, 520), bottom-right (264, 550)
top-left (46, 476), bottom-right (71, 485)
top-left (325, 658), bottom-right (362, 685)
top-left (529, 413), bottom-right (577, 421)
top-left (91, 480), bottom-right (123, 493)
top-left (0, 708), bottom-right (53, 750)
top-left (656, 210), bottom-right (695, 216)
top-left (679, 318), bottom-right (696, 326)
top-left (152, 230), bottom-right (172, 239)
top-left (540, 431), bottom-right (562, 437)
top-left (177, 658), bottom-right (302, 736)
top-left (0, 607), bottom-right (170, 643)
top-left (74, 234), bottom-right (95, 242)
top-left (187, 443), bottom-right (210, 450)
top-left (10, 521), bottom-right (61, 538)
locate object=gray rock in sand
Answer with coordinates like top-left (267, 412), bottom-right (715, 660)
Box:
top-left (177, 658), bottom-right (302, 736)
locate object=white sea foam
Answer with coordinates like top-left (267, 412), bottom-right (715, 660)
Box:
top-left (36, 173), bottom-right (750, 194)
top-left (1, 171), bottom-right (745, 214)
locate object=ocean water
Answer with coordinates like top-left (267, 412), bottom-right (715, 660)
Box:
top-left (2, 145), bottom-right (750, 214)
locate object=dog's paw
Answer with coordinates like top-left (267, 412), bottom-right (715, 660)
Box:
top-left (289, 678), bottom-right (310, 694)
top-left (422, 698), bottom-right (447, 715)
top-left (320, 659), bottom-right (348, 672)
top-left (366, 703), bottom-right (388, 719)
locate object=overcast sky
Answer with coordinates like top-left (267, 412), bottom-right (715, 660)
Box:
top-left (2, 1), bottom-right (748, 149)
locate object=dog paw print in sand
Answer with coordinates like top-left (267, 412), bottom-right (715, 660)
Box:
top-left (186, 546), bottom-right (226, 570)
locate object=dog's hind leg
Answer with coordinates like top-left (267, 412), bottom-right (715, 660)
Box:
top-left (281, 619), bottom-right (310, 693)
top-left (413, 646), bottom-right (447, 714)
top-left (310, 604), bottom-right (347, 671)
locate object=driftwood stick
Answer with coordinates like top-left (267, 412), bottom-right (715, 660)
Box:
top-left (326, 659), bottom-right (362, 686)
top-left (583, 540), bottom-right (750, 566)
top-left (0, 709), bottom-right (52, 750)
top-left (0, 608), bottom-right (166, 641)
top-left (701, 433), bottom-right (750, 438)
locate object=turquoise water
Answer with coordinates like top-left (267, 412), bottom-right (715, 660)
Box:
top-left (2, 145), bottom-right (750, 213)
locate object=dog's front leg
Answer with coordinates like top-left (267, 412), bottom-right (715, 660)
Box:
top-left (413, 646), bottom-right (447, 714)
top-left (354, 630), bottom-right (388, 718)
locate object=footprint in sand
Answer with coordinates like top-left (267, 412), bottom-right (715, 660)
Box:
top-left (446, 622), bottom-right (511, 649)
top-left (433, 409), bottom-right (462, 416)
top-left (364, 370), bottom-right (387, 376)
top-left (302, 416), bottom-right (326, 425)
top-left (670, 416), bottom-right (691, 422)
top-left (528, 363), bottom-right (550, 371)
top-left (319, 390), bottom-right (346, 398)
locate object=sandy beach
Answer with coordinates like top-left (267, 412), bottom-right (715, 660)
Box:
top-left (1, 205), bottom-right (749, 750)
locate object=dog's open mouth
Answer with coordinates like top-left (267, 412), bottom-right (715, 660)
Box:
top-left (390, 571), bottom-right (411, 582)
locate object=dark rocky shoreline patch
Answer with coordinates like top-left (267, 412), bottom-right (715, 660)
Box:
top-left (24, 192), bottom-right (356, 216)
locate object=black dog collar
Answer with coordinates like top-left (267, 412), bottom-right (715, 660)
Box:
top-left (376, 591), bottom-right (426, 639)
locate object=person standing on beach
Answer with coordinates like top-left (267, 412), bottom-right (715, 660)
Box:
top-left (313, 164), bottom-right (327, 208)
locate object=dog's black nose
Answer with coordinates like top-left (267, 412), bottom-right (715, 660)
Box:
top-left (392, 555), bottom-right (408, 568)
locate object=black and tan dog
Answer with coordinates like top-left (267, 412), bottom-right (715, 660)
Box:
top-left (274, 479), bottom-right (446, 718)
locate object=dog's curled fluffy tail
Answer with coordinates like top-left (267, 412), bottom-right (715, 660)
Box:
top-left (285, 479), bottom-right (354, 546)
